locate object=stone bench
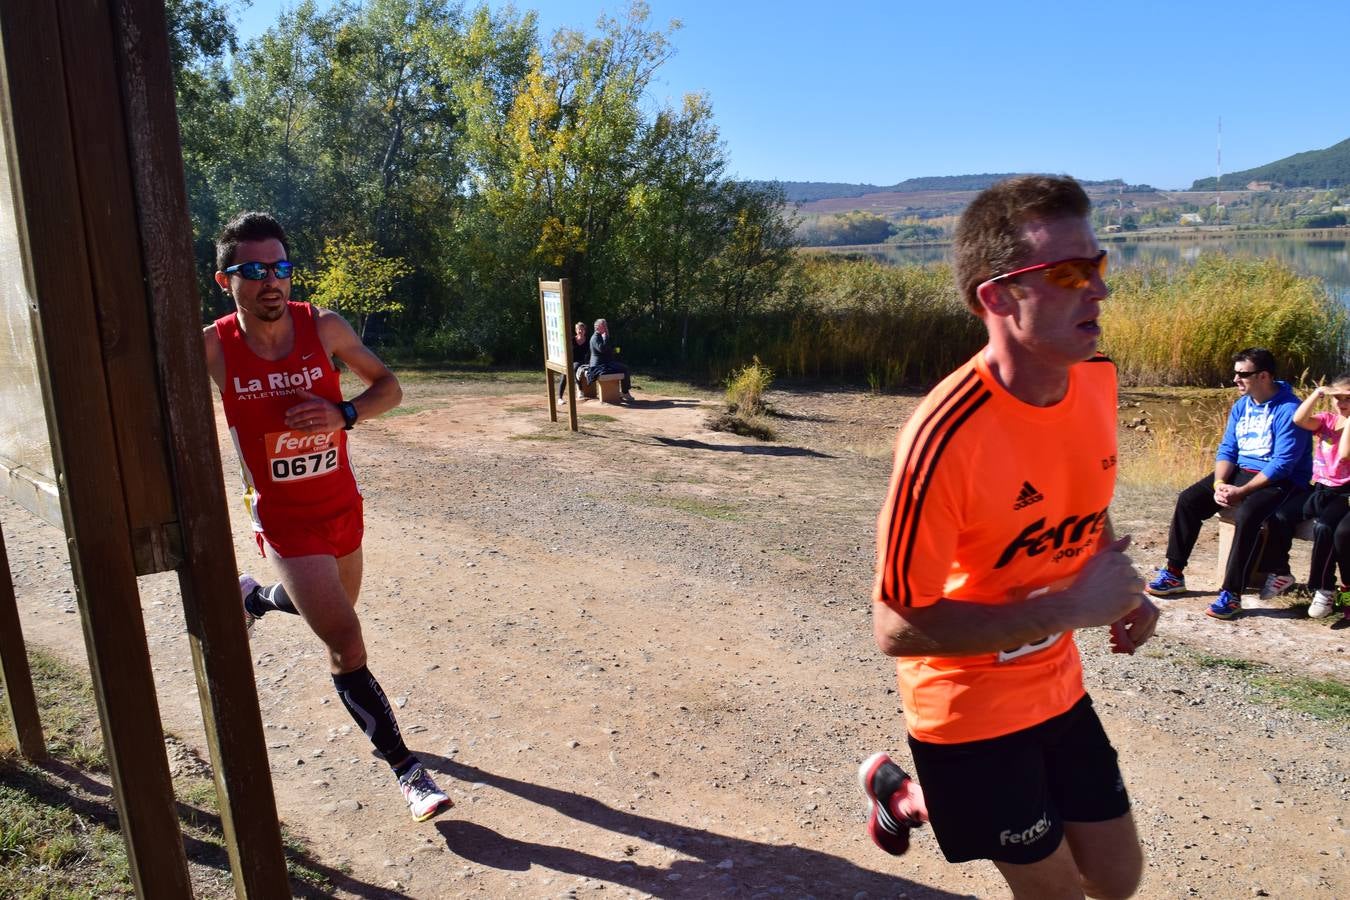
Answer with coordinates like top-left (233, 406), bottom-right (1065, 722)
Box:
top-left (1215, 507), bottom-right (1316, 587)
top-left (577, 371), bottom-right (625, 403)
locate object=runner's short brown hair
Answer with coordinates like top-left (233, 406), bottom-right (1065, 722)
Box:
top-left (216, 211), bottom-right (291, 272)
top-left (953, 176), bottom-right (1091, 314)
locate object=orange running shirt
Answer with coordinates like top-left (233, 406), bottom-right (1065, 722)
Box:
top-left (874, 351), bottom-right (1119, 744)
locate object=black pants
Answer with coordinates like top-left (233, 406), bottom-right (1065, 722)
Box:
top-left (591, 361), bottom-right (631, 392)
top-left (558, 362), bottom-right (588, 398)
top-left (1166, 470), bottom-right (1296, 594)
top-left (1295, 484), bottom-right (1350, 590)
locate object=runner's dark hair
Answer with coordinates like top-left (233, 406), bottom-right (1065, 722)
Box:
top-left (216, 211), bottom-right (291, 271)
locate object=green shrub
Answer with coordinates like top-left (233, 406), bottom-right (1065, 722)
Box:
top-left (725, 356), bottom-right (774, 414)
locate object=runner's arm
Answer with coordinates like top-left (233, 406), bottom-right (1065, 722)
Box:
top-left (315, 308), bottom-right (402, 420)
top-left (201, 325), bottom-right (225, 392)
top-left (873, 536), bottom-right (1142, 657)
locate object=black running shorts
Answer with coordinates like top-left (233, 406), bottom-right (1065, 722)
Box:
top-left (906, 694), bottom-right (1130, 865)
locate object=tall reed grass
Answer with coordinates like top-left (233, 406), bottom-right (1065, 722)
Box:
top-left (765, 256), bottom-right (985, 389)
top-left (1118, 403), bottom-right (1229, 490)
top-left (1101, 255), bottom-right (1348, 387)
top-left (741, 253), bottom-right (1346, 391)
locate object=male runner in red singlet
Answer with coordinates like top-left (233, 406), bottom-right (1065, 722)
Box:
top-left (203, 211), bottom-right (451, 822)
top-left (859, 177), bottom-right (1159, 898)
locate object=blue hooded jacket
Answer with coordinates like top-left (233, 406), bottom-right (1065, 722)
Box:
top-left (1215, 380), bottom-right (1311, 484)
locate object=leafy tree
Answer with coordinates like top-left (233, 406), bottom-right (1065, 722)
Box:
top-left (301, 236), bottom-right (412, 339)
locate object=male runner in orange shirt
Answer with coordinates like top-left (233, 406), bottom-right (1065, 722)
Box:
top-left (860, 176), bottom-right (1159, 898)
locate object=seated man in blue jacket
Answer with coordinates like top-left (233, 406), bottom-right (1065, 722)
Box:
top-left (1145, 348), bottom-right (1312, 620)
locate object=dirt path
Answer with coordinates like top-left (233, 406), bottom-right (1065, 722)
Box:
top-left (3, 380), bottom-right (1346, 898)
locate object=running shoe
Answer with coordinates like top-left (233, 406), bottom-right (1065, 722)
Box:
top-left (857, 751), bottom-right (926, 856)
top-left (399, 763), bottom-right (452, 822)
top-left (1259, 572), bottom-right (1296, 601)
top-left (620, 391), bottom-right (635, 402)
top-left (239, 573), bottom-right (262, 635)
top-left (1308, 589), bottom-right (1336, 619)
top-left (1205, 590), bottom-right (1242, 620)
top-left (1145, 568), bottom-right (1186, 597)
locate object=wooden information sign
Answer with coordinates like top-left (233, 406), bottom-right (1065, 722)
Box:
top-left (539, 278), bottom-right (579, 431)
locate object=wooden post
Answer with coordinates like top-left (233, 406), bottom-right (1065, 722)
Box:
top-left (0, 0), bottom-right (287, 895)
top-left (113, 0), bottom-right (290, 894)
top-left (0, 525), bottom-right (44, 760)
top-left (0, 2), bottom-right (193, 893)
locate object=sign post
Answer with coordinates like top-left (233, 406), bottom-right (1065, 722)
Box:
top-left (539, 279), bottom-right (578, 431)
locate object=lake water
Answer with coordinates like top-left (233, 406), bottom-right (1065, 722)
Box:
top-left (847, 235), bottom-right (1350, 303)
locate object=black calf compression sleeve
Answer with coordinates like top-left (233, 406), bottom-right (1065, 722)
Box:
top-left (244, 582), bottom-right (299, 617)
top-left (331, 665), bottom-right (413, 774)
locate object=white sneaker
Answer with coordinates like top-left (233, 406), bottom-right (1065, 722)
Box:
top-left (239, 574), bottom-right (262, 635)
top-left (1259, 572), bottom-right (1296, 601)
top-left (1308, 589), bottom-right (1336, 618)
top-left (620, 391), bottom-right (635, 402)
top-left (398, 762), bottom-right (452, 822)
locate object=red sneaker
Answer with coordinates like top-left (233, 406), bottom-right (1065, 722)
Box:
top-left (858, 752), bottom-right (927, 856)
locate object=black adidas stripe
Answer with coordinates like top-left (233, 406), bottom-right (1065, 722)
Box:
top-left (898, 390), bottom-right (991, 604)
top-left (881, 370), bottom-right (982, 605)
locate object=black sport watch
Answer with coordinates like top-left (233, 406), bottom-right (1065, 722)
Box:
top-left (338, 400), bottom-right (359, 430)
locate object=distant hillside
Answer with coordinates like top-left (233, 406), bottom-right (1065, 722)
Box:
top-left (1191, 137), bottom-right (1350, 190)
top-left (745, 181), bottom-right (884, 202)
top-left (758, 175), bottom-right (1153, 204)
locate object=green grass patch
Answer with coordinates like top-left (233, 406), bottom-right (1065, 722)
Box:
top-left (389, 365), bottom-right (538, 384)
top-left (0, 648), bottom-right (334, 896)
top-left (629, 375), bottom-right (712, 400)
top-left (385, 404), bottom-right (430, 417)
top-left (1193, 654), bottom-right (1266, 672)
top-left (1187, 651), bottom-right (1348, 722)
top-left (508, 431), bottom-right (569, 441)
top-left (580, 413), bottom-right (617, 423)
top-left (1252, 675), bottom-right (1350, 721)
top-left (505, 405), bottom-right (537, 414)
top-left (635, 495), bottom-right (740, 520)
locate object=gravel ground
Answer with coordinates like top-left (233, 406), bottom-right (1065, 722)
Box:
top-left (2, 378), bottom-right (1345, 898)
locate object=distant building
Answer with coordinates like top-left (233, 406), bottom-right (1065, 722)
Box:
top-left (1101, 224), bottom-right (1123, 233)
top-left (1180, 213), bottom-right (1204, 224)
top-left (1247, 181), bottom-right (1276, 191)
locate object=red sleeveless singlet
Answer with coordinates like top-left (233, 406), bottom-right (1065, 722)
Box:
top-left (214, 302), bottom-right (360, 532)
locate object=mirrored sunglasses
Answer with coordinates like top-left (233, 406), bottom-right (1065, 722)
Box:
top-left (225, 260), bottom-right (295, 280)
top-left (988, 250), bottom-right (1107, 290)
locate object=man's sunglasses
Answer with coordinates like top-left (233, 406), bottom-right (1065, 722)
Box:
top-left (987, 250), bottom-right (1107, 290)
top-left (224, 260), bottom-right (296, 280)
top-left (1233, 369), bottom-right (1264, 379)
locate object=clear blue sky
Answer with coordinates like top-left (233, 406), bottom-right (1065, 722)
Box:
top-left (233, 1), bottom-right (1349, 190)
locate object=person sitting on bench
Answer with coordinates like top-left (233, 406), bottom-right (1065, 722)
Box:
top-left (1143, 348), bottom-right (1310, 620)
top-left (559, 321), bottom-right (590, 400)
top-left (1261, 375), bottom-right (1350, 618)
top-left (588, 318), bottom-right (634, 402)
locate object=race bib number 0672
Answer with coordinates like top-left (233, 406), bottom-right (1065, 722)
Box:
top-left (265, 430), bottom-right (340, 482)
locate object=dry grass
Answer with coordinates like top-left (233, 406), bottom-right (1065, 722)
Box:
top-left (1102, 255), bottom-right (1347, 387)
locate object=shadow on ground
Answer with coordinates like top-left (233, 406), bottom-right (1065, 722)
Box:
top-left (427, 756), bottom-right (967, 900)
top-left (652, 436), bottom-right (832, 458)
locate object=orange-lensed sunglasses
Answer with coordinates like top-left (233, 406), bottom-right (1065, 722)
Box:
top-left (986, 250), bottom-right (1108, 290)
